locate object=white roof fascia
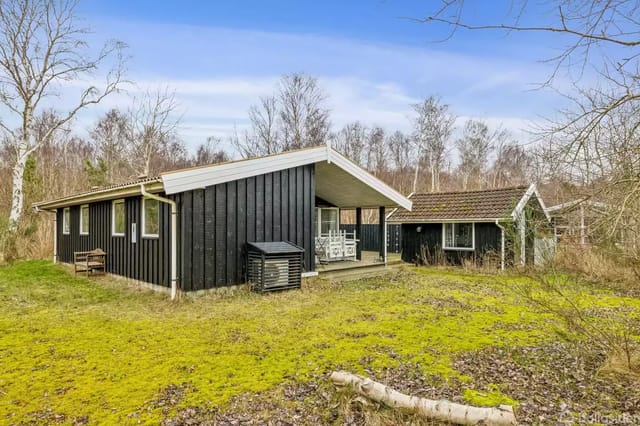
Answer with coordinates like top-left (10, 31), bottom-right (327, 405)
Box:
top-left (511, 183), bottom-right (551, 222)
top-left (161, 147), bottom-right (328, 195)
top-left (387, 218), bottom-right (506, 224)
top-left (328, 149), bottom-right (412, 211)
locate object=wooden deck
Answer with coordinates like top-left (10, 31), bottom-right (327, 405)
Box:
top-left (316, 251), bottom-right (403, 279)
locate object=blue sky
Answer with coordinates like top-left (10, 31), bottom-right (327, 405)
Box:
top-left (69, 1), bottom-right (569, 153)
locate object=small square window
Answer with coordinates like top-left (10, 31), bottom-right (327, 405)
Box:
top-left (112, 200), bottom-right (125, 236)
top-left (142, 198), bottom-right (159, 238)
top-left (79, 205), bottom-right (90, 235)
top-left (62, 208), bottom-right (70, 235)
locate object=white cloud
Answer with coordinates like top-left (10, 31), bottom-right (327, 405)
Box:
top-left (8, 17), bottom-right (567, 156)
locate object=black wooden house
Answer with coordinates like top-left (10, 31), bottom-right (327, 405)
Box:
top-left (387, 185), bottom-right (551, 268)
top-left (34, 146), bottom-right (412, 298)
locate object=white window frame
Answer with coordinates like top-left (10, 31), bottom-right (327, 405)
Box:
top-left (112, 199), bottom-right (125, 237)
top-left (62, 207), bottom-right (70, 235)
top-left (442, 222), bottom-right (475, 251)
top-left (142, 197), bottom-right (160, 238)
top-left (316, 207), bottom-right (340, 237)
top-left (79, 204), bottom-right (89, 235)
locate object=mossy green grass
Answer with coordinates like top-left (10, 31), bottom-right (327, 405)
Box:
top-left (0, 261), bottom-right (638, 424)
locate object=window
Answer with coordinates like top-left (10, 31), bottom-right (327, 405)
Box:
top-left (62, 208), bottom-right (70, 235)
top-left (142, 198), bottom-right (159, 238)
top-left (317, 208), bottom-right (339, 236)
top-left (112, 199), bottom-right (125, 236)
top-left (80, 205), bottom-right (89, 235)
top-left (443, 223), bottom-right (474, 250)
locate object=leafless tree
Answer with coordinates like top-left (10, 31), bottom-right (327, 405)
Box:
top-left (279, 73), bottom-right (330, 150)
top-left (411, 96), bottom-right (455, 192)
top-left (331, 121), bottom-right (368, 166)
top-left (193, 136), bottom-right (230, 166)
top-left (89, 109), bottom-right (131, 184)
top-left (387, 130), bottom-right (414, 194)
top-left (415, 1), bottom-right (640, 274)
top-left (128, 88), bottom-right (181, 177)
top-left (234, 73), bottom-right (330, 158)
top-left (456, 120), bottom-right (507, 190)
top-left (366, 126), bottom-right (387, 177)
top-left (491, 142), bottom-right (532, 188)
top-left (0, 0), bottom-right (126, 229)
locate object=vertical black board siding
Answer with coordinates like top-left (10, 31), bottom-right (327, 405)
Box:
top-left (192, 189), bottom-right (205, 290)
top-left (215, 184), bottom-right (227, 287)
top-left (204, 188), bottom-right (216, 288)
top-left (280, 170), bottom-right (289, 241)
top-left (236, 180), bottom-right (247, 283)
top-left (340, 223), bottom-right (401, 253)
top-left (296, 168), bottom-right (304, 249)
top-left (308, 166), bottom-right (315, 272)
top-left (289, 170), bottom-right (296, 243)
top-left (178, 164), bottom-right (315, 290)
top-left (378, 207), bottom-right (385, 259)
top-left (302, 167), bottom-right (310, 270)
top-left (246, 177), bottom-right (256, 243)
top-left (400, 223), bottom-right (442, 264)
top-left (181, 191), bottom-right (193, 291)
top-left (272, 172), bottom-right (281, 240)
top-left (55, 196), bottom-right (171, 287)
top-left (256, 175), bottom-right (264, 242)
top-left (400, 222), bottom-right (502, 267)
top-left (264, 173), bottom-right (273, 242)
top-left (226, 181), bottom-right (237, 286)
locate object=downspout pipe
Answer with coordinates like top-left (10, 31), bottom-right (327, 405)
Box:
top-left (495, 220), bottom-right (505, 271)
top-left (140, 184), bottom-right (178, 300)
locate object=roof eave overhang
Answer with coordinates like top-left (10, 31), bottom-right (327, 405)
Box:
top-left (161, 146), bottom-right (412, 211)
top-left (33, 180), bottom-right (164, 211)
top-left (387, 217), bottom-right (509, 224)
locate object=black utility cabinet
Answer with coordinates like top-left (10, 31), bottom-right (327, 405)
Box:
top-left (247, 241), bottom-right (305, 292)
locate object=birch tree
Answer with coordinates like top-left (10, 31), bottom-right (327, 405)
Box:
top-left (0, 0), bottom-right (125, 229)
top-left (411, 96), bottom-right (455, 192)
top-left (89, 109), bottom-right (131, 184)
top-left (129, 88), bottom-right (180, 177)
top-left (332, 121), bottom-right (368, 166)
top-left (233, 73), bottom-right (330, 158)
top-left (455, 120), bottom-right (503, 190)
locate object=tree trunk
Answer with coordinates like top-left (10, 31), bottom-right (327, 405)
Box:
top-left (9, 143), bottom-right (29, 230)
top-left (330, 371), bottom-right (517, 426)
top-left (412, 161), bottom-right (420, 193)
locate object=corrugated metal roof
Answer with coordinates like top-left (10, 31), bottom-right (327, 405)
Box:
top-left (388, 186), bottom-right (529, 222)
top-left (33, 176), bottom-right (161, 209)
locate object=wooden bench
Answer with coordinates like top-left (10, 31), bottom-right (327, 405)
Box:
top-left (74, 249), bottom-right (107, 276)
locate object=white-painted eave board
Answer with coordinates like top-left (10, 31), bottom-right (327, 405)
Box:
top-left (161, 146), bottom-right (412, 210)
top-left (161, 147), bottom-right (327, 195)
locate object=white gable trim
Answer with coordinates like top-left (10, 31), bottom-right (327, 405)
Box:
top-left (160, 146), bottom-right (412, 210)
top-left (511, 183), bottom-right (551, 222)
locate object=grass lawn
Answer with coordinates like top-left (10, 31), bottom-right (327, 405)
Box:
top-left (0, 261), bottom-right (638, 424)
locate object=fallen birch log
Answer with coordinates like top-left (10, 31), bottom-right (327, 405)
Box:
top-left (330, 371), bottom-right (517, 426)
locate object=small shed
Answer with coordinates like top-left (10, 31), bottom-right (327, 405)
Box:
top-left (387, 184), bottom-right (552, 268)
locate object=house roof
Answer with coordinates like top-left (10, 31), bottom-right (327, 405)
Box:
top-left (387, 184), bottom-right (547, 223)
top-left (34, 145), bottom-right (412, 211)
top-left (545, 198), bottom-right (608, 215)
